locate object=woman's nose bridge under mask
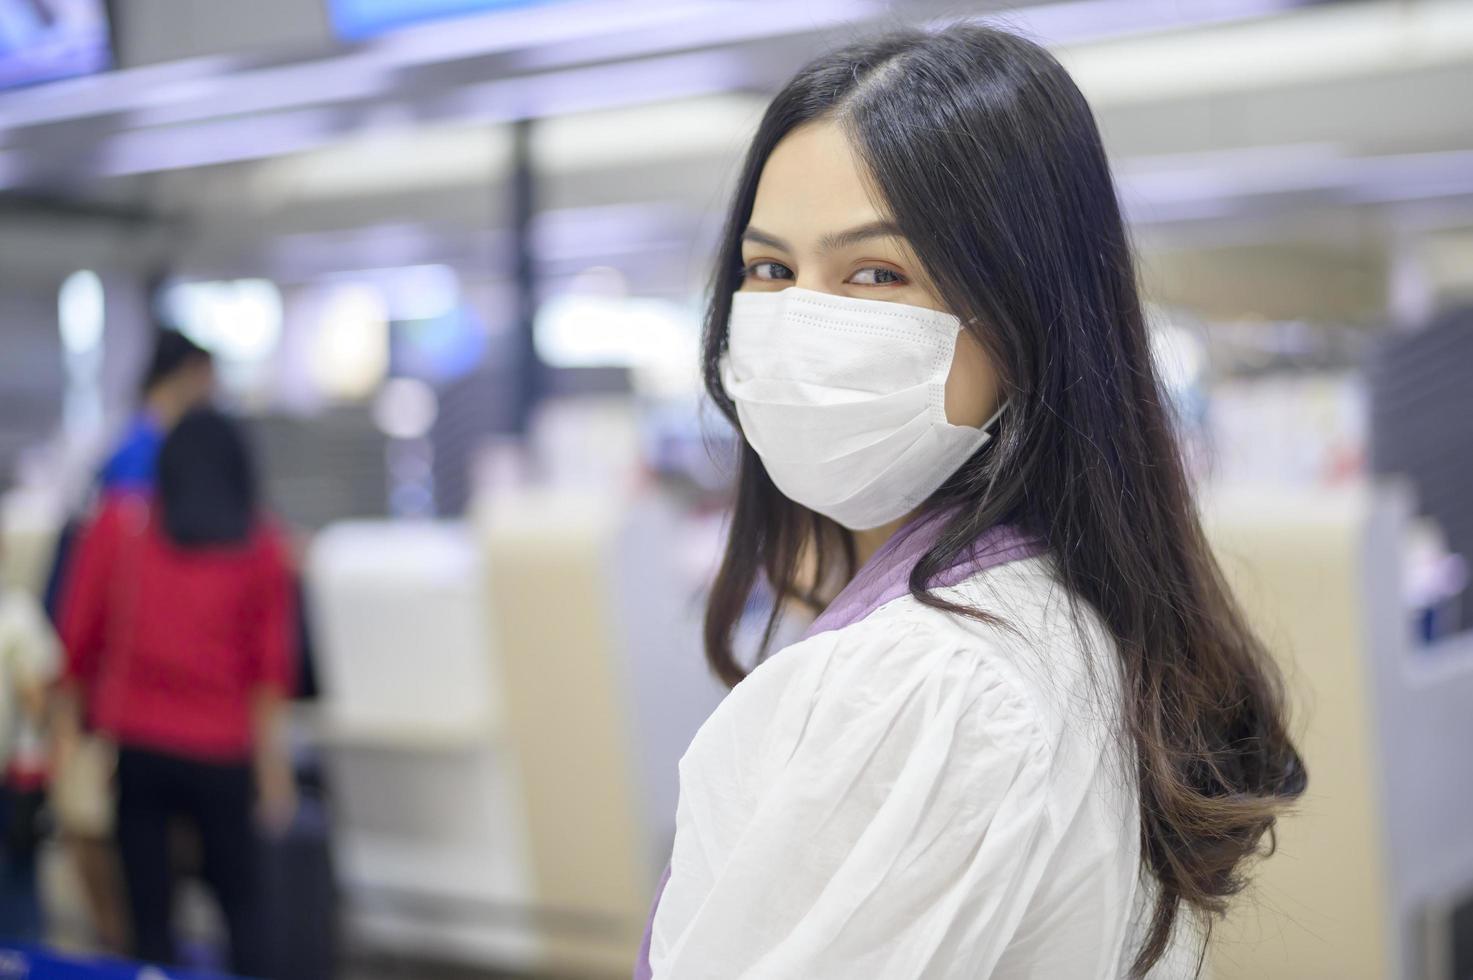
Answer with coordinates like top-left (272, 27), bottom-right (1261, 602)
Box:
top-left (718, 286), bottom-right (1001, 530)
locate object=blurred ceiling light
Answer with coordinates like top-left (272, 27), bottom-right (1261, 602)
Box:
top-left (253, 125), bottom-right (511, 202)
top-left (128, 54), bottom-right (392, 128)
top-left (85, 48), bottom-right (747, 181)
top-left (533, 202), bottom-right (690, 262)
top-left (1344, 150), bottom-right (1473, 204)
top-left (252, 92), bottom-right (760, 206)
top-left (975, 0), bottom-right (1300, 48)
top-left (398, 311), bottom-right (488, 382)
top-left (1116, 145), bottom-right (1473, 220)
top-left (372, 0), bottom-right (757, 66)
top-left (310, 284), bottom-right (391, 400)
top-left (58, 270), bottom-right (105, 359)
top-left (567, 265), bottom-right (628, 298)
top-left (316, 264), bottom-right (462, 321)
top-left (531, 93), bottom-right (763, 173)
top-left (0, 53), bottom-right (240, 129)
top-left (272, 224), bottom-right (443, 281)
top-left (1119, 143), bottom-right (1346, 194)
top-left (1055, 0), bottom-right (1473, 106)
top-left (382, 264), bottom-right (461, 321)
top-left (511, 0), bottom-right (877, 70)
top-left (440, 47), bottom-right (749, 124)
top-left (97, 108), bottom-right (341, 177)
top-left (166, 279), bottom-right (284, 363)
top-left (373, 377), bottom-right (440, 440)
top-left (59, 268), bottom-right (107, 438)
top-left (1116, 142), bottom-right (1343, 220)
top-left (534, 291), bottom-right (697, 370)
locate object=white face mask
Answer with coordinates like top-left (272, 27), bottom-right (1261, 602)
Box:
top-left (718, 286), bottom-right (1000, 531)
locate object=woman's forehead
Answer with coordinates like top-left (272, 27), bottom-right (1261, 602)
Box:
top-left (751, 121), bottom-right (885, 225)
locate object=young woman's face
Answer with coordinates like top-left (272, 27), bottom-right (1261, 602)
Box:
top-left (738, 119), bottom-right (1000, 428)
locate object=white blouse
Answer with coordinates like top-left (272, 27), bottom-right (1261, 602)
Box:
top-left (649, 554), bottom-right (1200, 979)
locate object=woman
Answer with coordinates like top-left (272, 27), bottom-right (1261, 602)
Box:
top-left (638, 23), bottom-right (1306, 980)
top-left (43, 327), bottom-right (216, 958)
top-left (57, 407), bottom-right (296, 974)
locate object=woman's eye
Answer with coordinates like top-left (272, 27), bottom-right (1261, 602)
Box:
top-left (738, 262), bottom-right (905, 285)
top-left (742, 261), bottom-right (792, 281)
top-left (850, 267), bottom-right (905, 286)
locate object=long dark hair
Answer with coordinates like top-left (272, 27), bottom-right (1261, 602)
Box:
top-left (157, 407), bottom-right (258, 548)
top-left (699, 23), bottom-right (1306, 977)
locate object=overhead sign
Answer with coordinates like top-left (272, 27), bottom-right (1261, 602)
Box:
top-left (328, 0), bottom-right (566, 40)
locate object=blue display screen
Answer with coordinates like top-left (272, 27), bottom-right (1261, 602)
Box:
top-left (328, 0), bottom-right (563, 40)
top-left (0, 0), bottom-right (112, 91)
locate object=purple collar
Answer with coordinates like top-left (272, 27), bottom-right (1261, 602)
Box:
top-left (632, 510), bottom-right (1045, 980)
top-left (799, 511), bottom-right (1045, 641)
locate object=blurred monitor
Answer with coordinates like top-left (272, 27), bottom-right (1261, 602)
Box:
top-left (0, 0), bottom-right (111, 90)
top-left (327, 0), bottom-right (563, 40)
top-left (249, 407), bottom-right (390, 531)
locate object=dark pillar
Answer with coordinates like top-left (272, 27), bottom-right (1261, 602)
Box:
top-left (509, 116), bottom-right (544, 436)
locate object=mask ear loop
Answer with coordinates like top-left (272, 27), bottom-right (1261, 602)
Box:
top-left (959, 313), bottom-right (1009, 435)
top-left (979, 400), bottom-right (1008, 434)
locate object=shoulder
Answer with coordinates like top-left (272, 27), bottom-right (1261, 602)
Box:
top-left (683, 588), bottom-right (1056, 801)
top-left (80, 492), bottom-right (150, 543)
top-left (791, 553), bottom-right (1113, 739)
top-left (99, 417), bottom-right (163, 488)
top-left (925, 554), bottom-right (1123, 738)
top-left (685, 553), bottom-right (1127, 808)
top-left (674, 597), bottom-right (1063, 873)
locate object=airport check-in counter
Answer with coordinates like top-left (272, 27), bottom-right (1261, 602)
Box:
top-left (1203, 484), bottom-right (1473, 980)
top-left (305, 488), bottom-right (725, 977)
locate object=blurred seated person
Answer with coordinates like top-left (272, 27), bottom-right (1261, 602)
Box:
top-left (0, 548), bottom-right (61, 943)
top-left (55, 407), bottom-right (296, 974)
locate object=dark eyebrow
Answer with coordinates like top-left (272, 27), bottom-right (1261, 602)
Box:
top-left (740, 220), bottom-right (907, 255)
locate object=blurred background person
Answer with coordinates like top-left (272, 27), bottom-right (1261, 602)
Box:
top-left (54, 407), bottom-right (296, 974)
top-left (37, 326), bottom-right (215, 960)
top-left (0, 533), bottom-right (60, 945)
top-left (42, 328), bottom-right (215, 620)
top-left (93, 329), bottom-right (215, 496)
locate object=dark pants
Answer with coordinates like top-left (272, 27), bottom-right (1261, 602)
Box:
top-left (0, 786), bottom-right (43, 943)
top-left (115, 746), bottom-right (266, 977)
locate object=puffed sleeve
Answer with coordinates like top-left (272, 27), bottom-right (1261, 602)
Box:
top-left (57, 500), bottom-right (124, 691)
top-left (649, 620), bottom-right (1056, 980)
top-left (244, 524), bottom-right (298, 697)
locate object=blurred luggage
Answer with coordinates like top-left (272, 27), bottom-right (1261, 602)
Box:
top-left (257, 787), bottom-right (338, 980)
